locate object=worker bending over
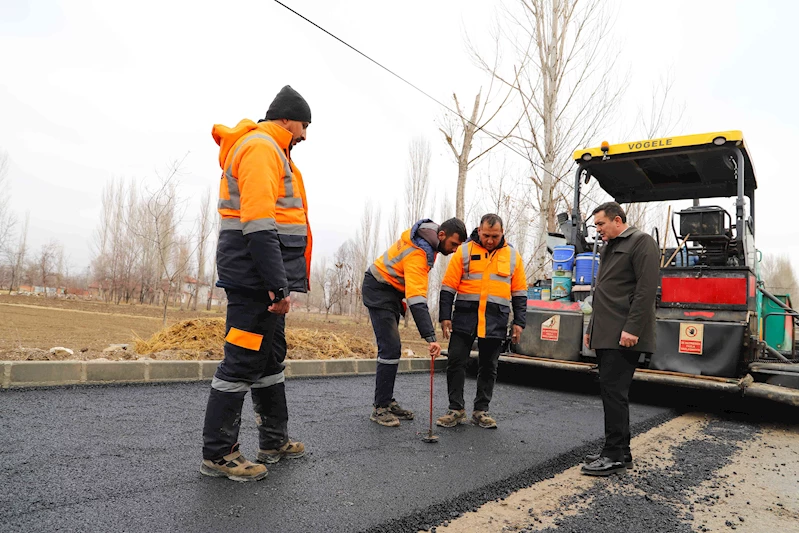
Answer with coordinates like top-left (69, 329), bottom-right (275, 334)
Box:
top-left (363, 218), bottom-right (467, 427)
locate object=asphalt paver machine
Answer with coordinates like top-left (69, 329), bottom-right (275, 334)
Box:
top-left (507, 131), bottom-right (799, 406)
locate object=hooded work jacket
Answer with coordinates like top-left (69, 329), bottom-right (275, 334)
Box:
top-left (213, 119), bottom-right (312, 293)
top-left (588, 227), bottom-right (659, 353)
top-left (363, 220), bottom-right (439, 341)
top-left (439, 228), bottom-right (527, 339)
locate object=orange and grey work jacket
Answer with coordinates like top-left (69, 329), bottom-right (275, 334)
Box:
top-left (364, 221), bottom-right (439, 341)
top-left (213, 119), bottom-right (312, 293)
top-left (439, 235), bottom-right (527, 339)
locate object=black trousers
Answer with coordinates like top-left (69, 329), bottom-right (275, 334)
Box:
top-left (202, 289), bottom-right (290, 460)
top-left (446, 330), bottom-right (503, 412)
top-left (596, 348), bottom-right (641, 462)
top-left (368, 306), bottom-right (403, 407)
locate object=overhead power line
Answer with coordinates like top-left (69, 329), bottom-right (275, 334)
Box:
top-left (271, 0), bottom-right (571, 182)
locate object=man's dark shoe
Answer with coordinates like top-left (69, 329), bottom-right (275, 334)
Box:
top-left (584, 452), bottom-right (633, 468)
top-left (581, 456), bottom-right (627, 476)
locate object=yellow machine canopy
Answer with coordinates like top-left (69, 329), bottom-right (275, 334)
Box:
top-left (572, 131), bottom-right (757, 203)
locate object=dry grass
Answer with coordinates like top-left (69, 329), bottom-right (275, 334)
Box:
top-left (134, 317), bottom-right (382, 360)
top-left (0, 294), bottom-right (431, 361)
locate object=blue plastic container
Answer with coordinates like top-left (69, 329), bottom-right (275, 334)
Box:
top-left (575, 253), bottom-right (600, 285)
top-left (552, 245), bottom-right (576, 272)
top-left (528, 286), bottom-right (542, 300)
top-left (551, 269), bottom-right (573, 301)
top-left (673, 249), bottom-right (699, 267)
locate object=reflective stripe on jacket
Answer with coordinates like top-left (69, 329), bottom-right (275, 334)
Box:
top-left (365, 223), bottom-right (439, 341)
top-left (212, 119), bottom-right (313, 293)
top-left (439, 239), bottom-right (527, 339)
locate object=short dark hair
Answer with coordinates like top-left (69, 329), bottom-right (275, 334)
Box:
top-left (439, 217), bottom-right (468, 241)
top-left (480, 213), bottom-right (504, 230)
top-left (592, 202), bottom-right (627, 224)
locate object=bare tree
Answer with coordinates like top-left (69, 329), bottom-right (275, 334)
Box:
top-left (404, 137), bottom-right (432, 227)
top-left (34, 240), bottom-right (61, 296)
top-left (479, 157), bottom-right (534, 259)
top-left (439, 82), bottom-right (518, 221)
top-left (352, 201), bottom-right (382, 320)
top-left (91, 178), bottom-right (139, 303)
top-left (428, 194), bottom-right (455, 324)
top-left (761, 253), bottom-right (799, 299)
top-left (636, 66), bottom-right (686, 140)
top-left (625, 66), bottom-right (687, 236)
top-left (313, 255), bottom-right (330, 317)
top-left (385, 200), bottom-right (401, 249)
top-left (6, 212), bottom-right (28, 293)
top-left (194, 188), bottom-right (214, 311)
top-left (0, 151), bottom-right (16, 257)
top-left (206, 216), bottom-right (220, 311)
top-left (134, 158), bottom-right (196, 325)
top-left (478, 0), bottom-right (625, 280)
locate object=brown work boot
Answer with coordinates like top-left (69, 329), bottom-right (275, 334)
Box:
top-left (256, 440), bottom-right (306, 464)
top-left (200, 444), bottom-right (268, 482)
top-left (388, 400), bottom-right (414, 420)
top-left (436, 409), bottom-right (467, 428)
top-left (370, 406), bottom-right (400, 427)
top-left (472, 410), bottom-right (497, 429)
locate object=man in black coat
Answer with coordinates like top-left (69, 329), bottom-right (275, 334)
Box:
top-left (582, 202), bottom-right (660, 476)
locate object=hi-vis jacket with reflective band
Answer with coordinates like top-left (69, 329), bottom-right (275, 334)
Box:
top-left (439, 237), bottom-right (527, 339)
top-left (367, 223), bottom-right (438, 341)
top-left (213, 119), bottom-right (312, 293)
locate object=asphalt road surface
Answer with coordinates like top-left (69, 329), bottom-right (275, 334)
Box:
top-left (0, 367), bottom-right (675, 532)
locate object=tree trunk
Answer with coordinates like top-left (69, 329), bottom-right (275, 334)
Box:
top-left (455, 162), bottom-right (469, 222)
top-left (162, 288), bottom-right (170, 327)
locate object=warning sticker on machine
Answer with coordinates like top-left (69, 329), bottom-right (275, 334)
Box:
top-left (679, 323), bottom-right (704, 354)
top-left (541, 315), bottom-right (560, 342)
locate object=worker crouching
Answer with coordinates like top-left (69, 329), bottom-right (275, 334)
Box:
top-left (437, 214), bottom-right (527, 429)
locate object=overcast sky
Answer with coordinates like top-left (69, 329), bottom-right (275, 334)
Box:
top-left (1, 0), bottom-right (797, 277)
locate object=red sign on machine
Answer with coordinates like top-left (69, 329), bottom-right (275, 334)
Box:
top-left (679, 323), bottom-right (704, 354)
top-left (541, 315), bottom-right (560, 342)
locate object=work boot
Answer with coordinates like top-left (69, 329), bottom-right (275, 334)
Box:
top-left (585, 452), bottom-right (633, 469)
top-left (370, 406), bottom-right (400, 427)
top-left (200, 443), bottom-right (268, 482)
top-left (436, 409), bottom-right (467, 428)
top-left (472, 410), bottom-right (497, 429)
top-left (257, 440), bottom-right (306, 464)
top-left (388, 400), bottom-right (414, 420)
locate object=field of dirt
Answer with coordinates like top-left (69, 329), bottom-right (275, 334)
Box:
top-left (0, 294), bottom-right (429, 361)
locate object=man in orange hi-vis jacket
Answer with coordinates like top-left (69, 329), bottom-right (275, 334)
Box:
top-left (201, 86), bottom-right (312, 482)
top-left (436, 213), bottom-right (527, 430)
top-left (363, 218), bottom-right (467, 427)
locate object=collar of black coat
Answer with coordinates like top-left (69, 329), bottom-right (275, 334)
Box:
top-left (468, 227), bottom-right (507, 250)
top-left (613, 226), bottom-right (637, 240)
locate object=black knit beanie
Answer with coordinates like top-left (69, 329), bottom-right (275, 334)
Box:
top-left (264, 85), bottom-right (312, 123)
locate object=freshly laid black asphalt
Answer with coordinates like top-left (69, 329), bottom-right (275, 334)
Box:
top-left (0, 367), bottom-right (675, 533)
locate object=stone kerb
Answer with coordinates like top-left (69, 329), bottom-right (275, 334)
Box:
top-left (0, 356), bottom-right (447, 389)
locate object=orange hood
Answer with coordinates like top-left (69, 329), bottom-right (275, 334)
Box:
top-left (212, 119), bottom-right (294, 169)
top-left (212, 119), bottom-right (259, 169)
